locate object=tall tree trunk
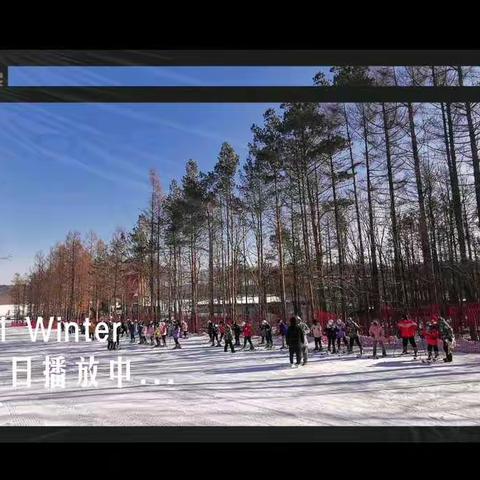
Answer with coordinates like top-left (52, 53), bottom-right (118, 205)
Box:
top-left (458, 66), bottom-right (480, 226)
top-left (344, 105), bottom-right (367, 314)
top-left (329, 154), bottom-right (346, 317)
top-left (274, 174), bottom-right (287, 322)
top-left (382, 103), bottom-right (404, 307)
top-left (407, 102), bottom-right (436, 304)
top-left (362, 106), bottom-right (380, 315)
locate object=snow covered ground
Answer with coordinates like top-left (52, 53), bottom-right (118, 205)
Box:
top-left (0, 327), bottom-right (479, 426)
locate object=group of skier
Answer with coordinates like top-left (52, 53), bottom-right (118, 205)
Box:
top-left (205, 313), bottom-right (455, 366)
top-left (396, 315), bottom-right (455, 362)
top-left (206, 319), bottom-right (256, 352)
top-left (82, 318), bottom-right (190, 350)
top-left (82, 310), bottom-right (456, 366)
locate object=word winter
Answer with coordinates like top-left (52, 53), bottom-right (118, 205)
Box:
top-left (0, 317), bottom-right (120, 343)
top-left (12, 355), bottom-right (131, 389)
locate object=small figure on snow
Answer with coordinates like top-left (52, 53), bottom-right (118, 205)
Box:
top-left (335, 319), bottom-right (349, 354)
top-left (423, 320), bottom-right (440, 361)
top-left (262, 320), bottom-right (273, 349)
top-left (242, 320), bottom-right (255, 350)
top-left (107, 323), bottom-right (115, 350)
top-left (181, 319), bottom-right (188, 339)
top-left (397, 315), bottom-right (418, 357)
top-left (137, 322), bottom-right (145, 344)
top-left (218, 321), bottom-right (226, 344)
top-left (89, 320), bottom-right (96, 341)
top-left (438, 317), bottom-right (454, 363)
top-left (311, 319), bottom-right (323, 352)
top-left (278, 318), bottom-right (288, 349)
top-left (346, 317), bottom-right (363, 356)
top-left (232, 320), bottom-right (241, 347)
top-left (259, 321), bottom-right (266, 345)
top-left (159, 320), bottom-right (168, 347)
top-left (326, 319), bottom-right (337, 353)
top-left (286, 316), bottom-right (305, 367)
top-left (369, 320), bottom-right (387, 358)
top-left (211, 323), bottom-right (221, 347)
top-left (207, 320), bottom-right (214, 344)
top-left (147, 322), bottom-right (155, 345)
top-left (224, 324), bottom-right (235, 353)
top-left (154, 322), bottom-right (162, 347)
top-left (296, 316), bottom-right (310, 365)
top-left (172, 322), bottom-right (182, 349)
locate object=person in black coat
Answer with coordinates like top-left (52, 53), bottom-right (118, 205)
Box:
top-left (128, 320), bottom-right (135, 343)
top-left (286, 316), bottom-right (305, 367)
top-left (207, 320), bottom-right (214, 344)
top-left (325, 319), bottom-right (337, 353)
top-left (232, 321), bottom-right (241, 346)
top-left (262, 320), bottom-right (274, 349)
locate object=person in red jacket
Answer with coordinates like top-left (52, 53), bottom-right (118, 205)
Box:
top-left (242, 320), bottom-right (255, 350)
top-left (397, 315), bottom-right (418, 357)
top-left (423, 320), bottom-right (440, 361)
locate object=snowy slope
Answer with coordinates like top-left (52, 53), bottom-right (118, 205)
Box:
top-left (0, 328), bottom-right (479, 426)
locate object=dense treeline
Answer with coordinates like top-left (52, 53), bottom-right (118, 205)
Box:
top-left (11, 66), bottom-right (480, 337)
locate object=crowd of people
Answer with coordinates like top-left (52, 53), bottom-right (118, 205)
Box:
top-left (72, 313), bottom-right (456, 367)
top-left (73, 318), bottom-right (190, 350)
top-left (205, 314), bottom-right (455, 367)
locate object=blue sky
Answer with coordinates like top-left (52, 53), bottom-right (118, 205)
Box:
top-left (1, 66), bottom-right (328, 284)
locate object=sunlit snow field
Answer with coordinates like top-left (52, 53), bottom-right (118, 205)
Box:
top-left (0, 328), bottom-right (479, 426)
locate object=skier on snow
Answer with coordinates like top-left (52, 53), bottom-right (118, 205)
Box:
top-left (147, 322), bottom-right (155, 345)
top-left (242, 320), bottom-right (255, 350)
top-left (207, 320), bottom-right (214, 344)
top-left (369, 320), bottom-right (387, 358)
top-left (107, 323), bottom-right (115, 350)
top-left (311, 319), bottom-right (323, 352)
top-left (223, 324), bottom-right (235, 353)
top-left (128, 320), bottom-right (136, 343)
top-left (159, 320), bottom-right (168, 347)
top-left (326, 319), bottom-right (337, 353)
top-left (346, 317), bottom-right (363, 356)
top-left (172, 321), bottom-right (182, 349)
top-left (438, 317), bottom-right (454, 363)
top-left (397, 315), bottom-right (418, 357)
top-left (218, 321), bottom-right (226, 344)
top-left (335, 319), bottom-right (349, 353)
top-left (262, 320), bottom-right (273, 349)
top-left (181, 319), bottom-right (188, 339)
top-left (423, 320), bottom-right (440, 361)
top-left (211, 323), bottom-right (221, 347)
top-left (154, 322), bottom-right (162, 347)
top-left (232, 320), bottom-right (242, 347)
top-left (278, 318), bottom-right (288, 349)
top-left (296, 316), bottom-right (310, 365)
top-left (286, 316), bottom-right (305, 367)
